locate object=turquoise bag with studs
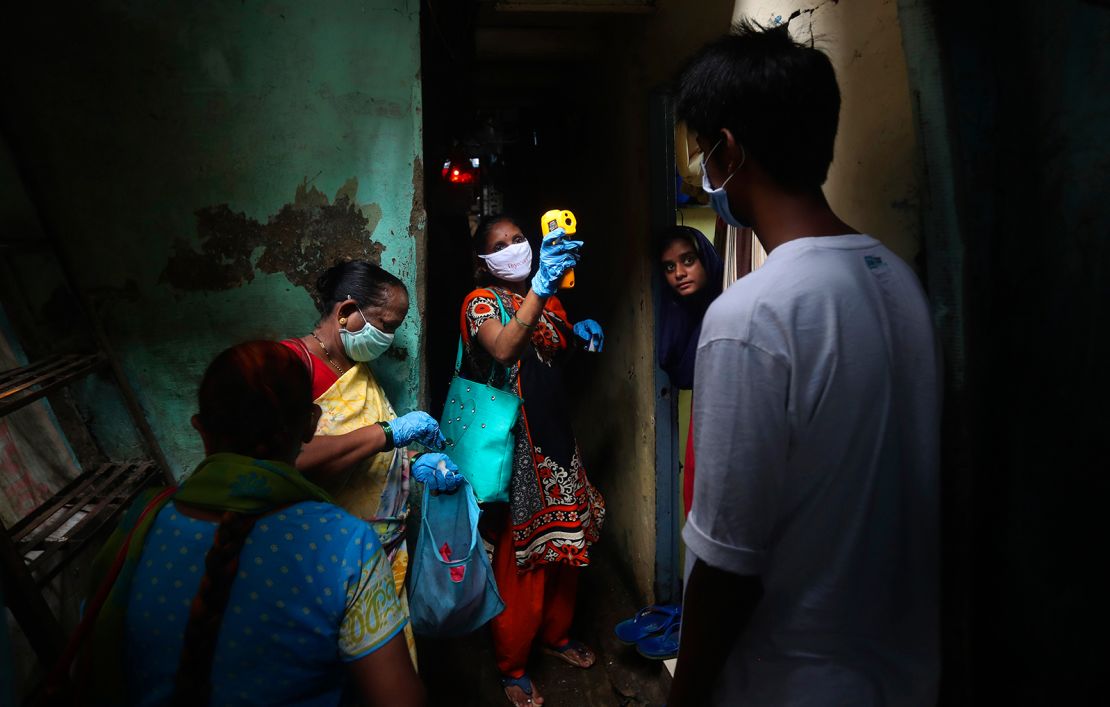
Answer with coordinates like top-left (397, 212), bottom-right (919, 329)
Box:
top-left (439, 293), bottom-right (522, 503)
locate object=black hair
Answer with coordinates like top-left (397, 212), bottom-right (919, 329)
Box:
top-left (675, 19), bottom-right (841, 191)
top-left (472, 213), bottom-right (523, 256)
top-left (314, 260), bottom-right (406, 316)
top-left (658, 225), bottom-right (704, 259)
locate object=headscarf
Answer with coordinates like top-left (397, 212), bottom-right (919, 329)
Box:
top-left (657, 226), bottom-right (724, 389)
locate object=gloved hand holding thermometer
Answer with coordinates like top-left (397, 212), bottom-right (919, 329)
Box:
top-left (531, 227), bottom-right (582, 298)
top-left (540, 209), bottom-right (580, 290)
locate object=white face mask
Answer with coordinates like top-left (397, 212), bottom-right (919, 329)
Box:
top-left (478, 241), bottom-right (532, 282)
top-left (701, 140), bottom-right (749, 229)
top-left (339, 302), bottom-right (395, 362)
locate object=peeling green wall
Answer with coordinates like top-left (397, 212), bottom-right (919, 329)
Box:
top-left (1, 1), bottom-right (424, 478)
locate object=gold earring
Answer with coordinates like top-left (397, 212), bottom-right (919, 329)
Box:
top-left (339, 317), bottom-right (347, 326)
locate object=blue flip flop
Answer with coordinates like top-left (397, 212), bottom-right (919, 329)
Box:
top-left (500, 674), bottom-right (537, 705)
top-left (614, 603), bottom-right (681, 645)
top-left (635, 621), bottom-right (681, 660)
top-left (542, 638), bottom-right (596, 667)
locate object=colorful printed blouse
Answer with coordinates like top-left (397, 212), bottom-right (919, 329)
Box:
top-left (460, 287), bottom-right (573, 374)
top-left (125, 501), bottom-right (406, 706)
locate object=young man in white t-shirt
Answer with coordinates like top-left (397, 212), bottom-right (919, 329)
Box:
top-left (667, 20), bottom-right (941, 707)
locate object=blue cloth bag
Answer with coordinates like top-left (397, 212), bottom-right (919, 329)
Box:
top-left (408, 479), bottom-right (504, 637)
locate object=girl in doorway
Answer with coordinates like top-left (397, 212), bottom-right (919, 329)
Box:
top-left (657, 226), bottom-right (723, 515)
top-left (461, 214), bottom-right (606, 706)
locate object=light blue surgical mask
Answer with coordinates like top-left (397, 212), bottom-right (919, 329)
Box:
top-left (339, 300), bottom-right (395, 362)
top-left (701, 139), bottom-right (749, 229)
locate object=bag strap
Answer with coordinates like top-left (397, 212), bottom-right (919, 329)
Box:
top-left (45, 486), bottom-right (177, 692)
top-left (420, 482), bottom-right (480, 567)
top-left (453, 336), bottom-right (465, 375)
top-left (490, 289), bottom-right (512, 326)
top-left (455, 289), bottom-right (516, 386)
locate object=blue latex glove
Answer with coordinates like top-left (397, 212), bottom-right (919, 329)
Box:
top-left (389, 411), bottom-right (446, 450)
top-left (573, 319), bottom-right (605, 352)
top-left (412, 453), bottom-right (463, 493)
top-left (531, 227), bottom-right (583, 297)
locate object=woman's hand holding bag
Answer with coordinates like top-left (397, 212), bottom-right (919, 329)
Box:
top-left (412, 453), bottom-right (464, 493)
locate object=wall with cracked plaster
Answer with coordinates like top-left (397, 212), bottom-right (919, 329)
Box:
top-left (0, 1), bottom-right (424, 478)
top-left (733, 0), bottom-right (922, 263)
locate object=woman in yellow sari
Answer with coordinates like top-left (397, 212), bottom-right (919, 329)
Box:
top-left (282, 260), bottom-right (462, 663)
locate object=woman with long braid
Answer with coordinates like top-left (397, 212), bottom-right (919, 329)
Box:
top-left (85, 341), bottom-right (425, 706)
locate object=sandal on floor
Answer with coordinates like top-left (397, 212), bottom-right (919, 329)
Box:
top-left (635, 621), bottom-right (680, 660)
top-left (541, 638), bottom-right (596, 668)
top-left (501, 674), bottom-right (541, 706)
top-left (614, 603), bottom-right (681, 644)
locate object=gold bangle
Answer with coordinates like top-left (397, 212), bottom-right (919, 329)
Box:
top-left (513, 314), bottom-right (536, 330)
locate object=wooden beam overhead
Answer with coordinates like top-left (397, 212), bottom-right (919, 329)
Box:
top-left (494, 1), bottom-right (654, 14)
top-left (475, 26), bottom-right (602, 60)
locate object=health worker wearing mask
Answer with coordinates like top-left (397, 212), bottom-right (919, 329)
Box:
top-left (461, 215), bottom-right (606, 707)
top-left (282, 260), bottom-right (462, 665)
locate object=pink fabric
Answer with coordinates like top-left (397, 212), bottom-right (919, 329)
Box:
top-left (439, 542), bottom-right (466, 582)
top-left (683, 408), bottom-right (696, 517)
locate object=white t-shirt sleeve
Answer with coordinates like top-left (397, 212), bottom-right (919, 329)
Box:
top-left (683, 337), bottom-right (790, 577)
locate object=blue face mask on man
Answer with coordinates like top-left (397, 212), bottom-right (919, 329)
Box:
top-left (339, 300), bottom-right (395, 362)
top-left (701, 139), bottom-right (750, 229)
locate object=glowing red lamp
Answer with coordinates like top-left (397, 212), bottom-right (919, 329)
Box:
top-left (441, 158), bottom-right (479, 185)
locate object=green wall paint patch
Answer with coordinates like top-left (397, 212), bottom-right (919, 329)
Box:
top-left (0, 0), bottom-right (424, 478)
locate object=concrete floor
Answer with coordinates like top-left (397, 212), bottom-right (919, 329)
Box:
top-left (416, 547), bottom-right (671, 706)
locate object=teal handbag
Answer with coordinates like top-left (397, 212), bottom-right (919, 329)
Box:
top-left (439, 293), bottom-right (522, 503)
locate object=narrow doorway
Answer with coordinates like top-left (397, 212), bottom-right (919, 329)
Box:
top-left (416, 1), bottom-right (676, 703)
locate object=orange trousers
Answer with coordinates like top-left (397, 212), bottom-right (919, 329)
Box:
top-left (490, 514), bottom-right (579, 677)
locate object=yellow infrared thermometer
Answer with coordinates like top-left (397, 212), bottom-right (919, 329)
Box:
top-left (540, 209), bottom-right (577, 290)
